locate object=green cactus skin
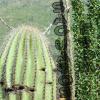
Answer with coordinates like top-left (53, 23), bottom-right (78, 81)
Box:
top-left (0, 26), bottom-right (56, 100)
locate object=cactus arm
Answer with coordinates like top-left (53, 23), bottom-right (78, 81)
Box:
top-left (6, 33), bottom-right (20, 88)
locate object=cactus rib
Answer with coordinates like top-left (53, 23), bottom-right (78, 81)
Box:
top-left (0, 32), bottom-right (16, 81)
top-left (34, 33), bottom-right (46, 100)
top-left (6, 33), bottom-right (20, 88)
top-left (15, 32), bottom-right (26, 85)
top-left (41, 34), bottom-right (56, 100)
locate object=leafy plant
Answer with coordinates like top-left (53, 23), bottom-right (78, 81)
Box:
top-left (71, 0), bottom-right (99, 100)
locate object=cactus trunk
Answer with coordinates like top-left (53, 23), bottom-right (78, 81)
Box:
top-left (0, 26), bottom-right (56, 100)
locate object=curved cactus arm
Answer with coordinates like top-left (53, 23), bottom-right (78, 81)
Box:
top-left (34, 33), bottom-right (46, 100)
top-left (15, 32), bottom-right (26, 85)
top-left (6, 33), bottom-right (20, 88)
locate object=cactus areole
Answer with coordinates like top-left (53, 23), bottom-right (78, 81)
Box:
top-left (0, 26), bottom-right (56, 100)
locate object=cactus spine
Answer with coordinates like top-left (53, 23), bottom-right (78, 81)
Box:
top-left (0, 26), bottom-right (56, 100)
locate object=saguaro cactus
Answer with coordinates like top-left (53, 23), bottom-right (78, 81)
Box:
top-left (0, 26), bottom-right (56, 100)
